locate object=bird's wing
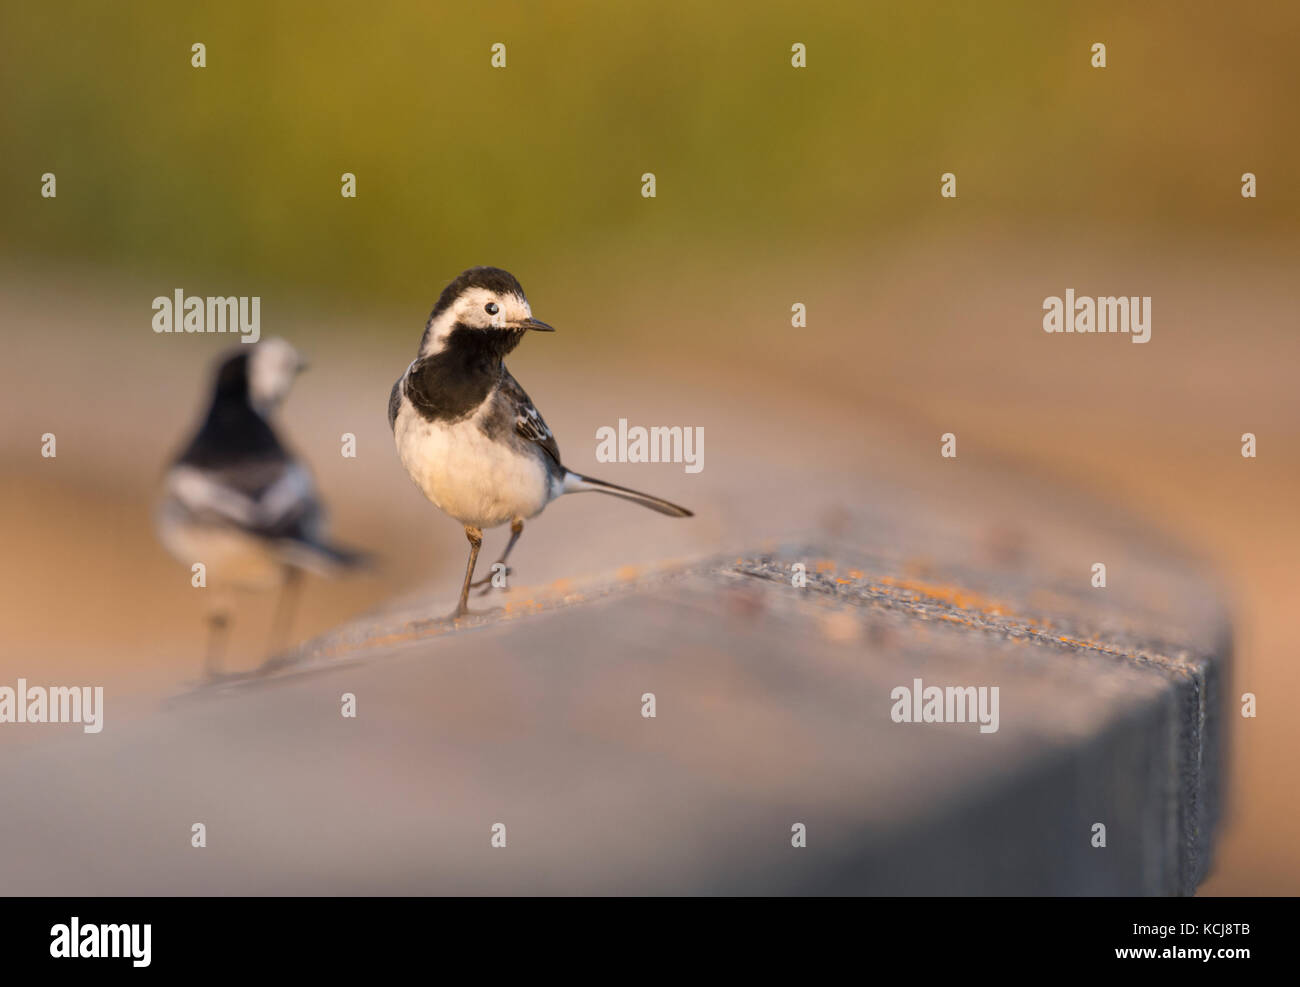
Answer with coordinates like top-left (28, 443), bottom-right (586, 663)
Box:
top-left (499, 370), bottom-right (561, 465)
top-left (165, 460), bottom-right (322, 541)
top-left (387, 374), bottom-right (403, 432)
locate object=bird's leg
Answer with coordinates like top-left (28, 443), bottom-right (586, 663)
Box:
top-left (204, 612), bottom-right (229, 681)
top-left (472, 519), bottom-right (524, 593)
top-left (267, 566), bottom-right (303, 659)
top-left (453, 526), bottom-right (483, 618)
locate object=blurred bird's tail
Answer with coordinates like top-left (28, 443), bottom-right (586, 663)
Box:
top-left (280, 538), bottom-right (372, 575)
top-left (561, 471), bottom-right (693, 518)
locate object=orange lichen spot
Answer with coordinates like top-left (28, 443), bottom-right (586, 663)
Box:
top-left (1052, 633), bottom-right (1117, 654)
top-left (847, 569), bottom-right (865, 579)
top-left (835, 577), bottom-right (852, 585)
top-left (876, 575), bottom-right (1012, 618)
top-left (617, 565), bottom-right (641, 582)
top-left (815, 560), bottom-right (836, 573)
top-left (550, 579), bottom-right (572, 594)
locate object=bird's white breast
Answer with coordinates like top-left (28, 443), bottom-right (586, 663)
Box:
top-left (155, 500), bottom-right (288, 591)
top-left (394, 397), bottom-right (552, 530)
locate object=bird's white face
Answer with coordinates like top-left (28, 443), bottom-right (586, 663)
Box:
top-left (420, 287), bottom-right (536, 357)
top-left (249, 338), bottom-right (307, 415)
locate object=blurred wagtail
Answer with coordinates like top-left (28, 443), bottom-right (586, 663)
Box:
top-left (157, 338), bottom-right (364, 678)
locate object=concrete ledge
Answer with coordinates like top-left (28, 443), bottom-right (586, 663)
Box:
top-left (0, 535), bottom-right (1228, 894)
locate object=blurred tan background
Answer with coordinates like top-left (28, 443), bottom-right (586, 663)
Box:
top-left (1, 1), bottom-right (1297, 894)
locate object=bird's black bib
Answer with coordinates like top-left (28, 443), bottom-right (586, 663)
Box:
top-left (404, 325), bottom-right (526, 423)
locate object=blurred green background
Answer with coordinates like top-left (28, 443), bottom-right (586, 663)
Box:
top-left (4, 0), bottom-right (1297, 320)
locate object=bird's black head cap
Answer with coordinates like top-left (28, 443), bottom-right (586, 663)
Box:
top-left (428, 267), bottom-right (526, 323)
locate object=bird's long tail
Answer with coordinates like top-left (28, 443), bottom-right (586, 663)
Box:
top-left (562, 471), bottom-right (693, 517)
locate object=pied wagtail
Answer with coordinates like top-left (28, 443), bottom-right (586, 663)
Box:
top-left (388, 266), bottom-right (692, 618)
top-left (157, 338), bottom-right (363, 678)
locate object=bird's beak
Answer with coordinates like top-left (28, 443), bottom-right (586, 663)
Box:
top-left (514, 317), bottom-right (556, 332)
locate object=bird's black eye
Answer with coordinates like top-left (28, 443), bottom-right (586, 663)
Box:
top-left (485, 302), bottom-right (499, 315)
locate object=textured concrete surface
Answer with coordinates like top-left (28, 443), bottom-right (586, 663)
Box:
top-left (0, 526), bottom-right (1228, 894)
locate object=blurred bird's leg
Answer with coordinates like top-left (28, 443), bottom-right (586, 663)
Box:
top-left (204, 612), bottom-right (229, 681)
top-left (267, 566), bottom-right (302, 658)
top-left (472, 519), bottom-right (523, 593)
top-left (452, 526), bottom-right (483, 618)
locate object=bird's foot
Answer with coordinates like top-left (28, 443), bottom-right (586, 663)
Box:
top-left (445, 603), bottom-right (503, 622)
top-left (470, 565), bottom-right (512, 590)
